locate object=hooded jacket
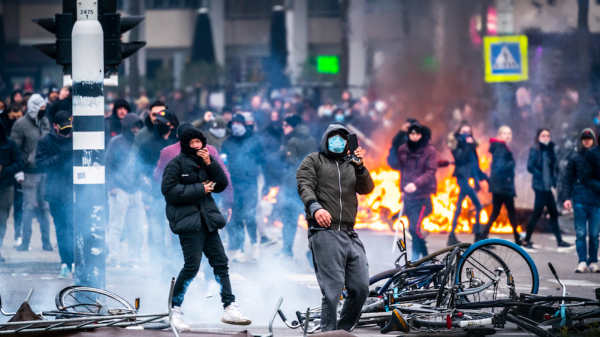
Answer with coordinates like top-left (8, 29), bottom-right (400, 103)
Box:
top-left (104, 99), bottom-right (131, 148)
top-left (527, 141), bottom-right (557, 191)
top-left (161, 151), bottom-right (229, 234)
top-left (281, 124), bottom-right (317, 197)
top-left (106, 113), bottom-right (143, 194)
top-left (562, 129), bottom-right (597, 205)
top-left (0, 122), bottom-right (23, 190)
top-left (296, 124), bottom-right (375, 230)
top-left (488, 138), bottom-right (516, 197)
top-left (35, 130), bottom-right (73, 204)
top-left (137, 126), bottom-right (176, 195)
top-left (11, 94), bottom-right (50, 174)
top-left (396, 122), bottom-right (437, 200)
top-left (447, 132), bottom-right (487, 187)
top-left (221, 125), bottom-right (266, 185)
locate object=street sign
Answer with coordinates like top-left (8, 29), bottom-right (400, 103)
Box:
top-left (484, 35), bottom-right (528, 82)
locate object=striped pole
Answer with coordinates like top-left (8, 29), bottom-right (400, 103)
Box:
top-left (71, 0), bottom-right (106, 288)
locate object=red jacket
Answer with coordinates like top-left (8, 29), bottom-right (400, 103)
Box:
top-left (154, 142), bottom-right (233, 209)
top-left (397, 140), bottom-right (437, 200)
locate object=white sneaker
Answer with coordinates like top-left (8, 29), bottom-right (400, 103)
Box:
top-left (222, 303), bottom-right (252, 325)
top-left (13, 237), bottom-right (22, 247)
top-left (589, 262), bottom-right (600, 273)
top-left (575, 261), bottom-right (588, 273)
top-left (233, 250), bottom-right (246, 263)
top-left (251, 243), bottom-right (260, 261)
top-left (171, 306), bottom-right (190, 331)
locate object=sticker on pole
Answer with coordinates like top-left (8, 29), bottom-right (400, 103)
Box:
top-left (484, 35), bottom-right (528, 82)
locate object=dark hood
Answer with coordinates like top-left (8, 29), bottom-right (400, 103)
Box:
top-left (407, 121), bottom-right (429, 152)
top-left (579, 128), bottom-right (596, 153)
top-left (0, 121), bottom-right (6, 143)
top-left (320, 124), bottom-right (350, 159)
top-left (180, 128), bottom-right (207, 158)
top-left (121, 113), bottom-right (143, 142)
top-left (111, 99), bottom-right (131, 121)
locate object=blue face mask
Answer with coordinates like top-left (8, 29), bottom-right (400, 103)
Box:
top-left (231, 123), bottom-right (246, 137)
top-left (328, 135), bottom-right (347, 153)
top-left (335, 114), bottom-right (345, 122)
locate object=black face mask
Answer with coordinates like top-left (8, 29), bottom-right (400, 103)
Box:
top-left (59, 127), bottom-right (72, 136)
top-left (154, 123), bottom-right (170, 137)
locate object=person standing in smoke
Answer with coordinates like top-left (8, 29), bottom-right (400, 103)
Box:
top-left (221, 114), bottom-right (266, 262)
top-left (481, 126), bottom-right (520, 244)
top-left (137, 109), bottom-right (177, 268)
top-left (522, 128), bottom-right (572, 250)
top-left (447, 121), bottom-right (488, 245)
top-left (134, 100), bottom-right (165, 153)
top-left (296, 124), bottom-right (374, 332)
top-left (105, 113), bottom-right (145, 268)
top-left (162, 128), bottom-right (251, 331)
top-left (104, 99), bottom-right (131, 148)
top-left (11, 94), bottom-right (52, 252)
top-left (397, 122), bottom-right (437, 260)
top-left (0, 121), bottom-right (23, 263)
top-left (277, 115), bottom-right (316, 257)
top-left (563, 129), bottom-right (599, 273)
top-left (35, 111), bottom-right (73, 278)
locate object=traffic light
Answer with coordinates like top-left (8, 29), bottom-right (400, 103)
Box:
top-left (32, 0), bottom-right (146, 76)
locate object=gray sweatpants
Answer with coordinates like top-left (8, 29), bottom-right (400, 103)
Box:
top-left (308, 230), bottom-right (369, 332)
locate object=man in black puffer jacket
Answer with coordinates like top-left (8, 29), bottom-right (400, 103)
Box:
top-left (161, 128), bottom-right (251, 330)
top-left (297, 124), bottom-right (375, 332)
top-left (35, 111), bottom-right (74, 278)
top-left (0, 122), bottom-right (23, 262)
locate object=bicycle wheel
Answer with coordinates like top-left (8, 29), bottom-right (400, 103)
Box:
top-left (56, 286), bottom-right (136, 315)
top-left (457, 239), bottom-right (538, 297)
top-left (436, 246), bottom-right (460, 307)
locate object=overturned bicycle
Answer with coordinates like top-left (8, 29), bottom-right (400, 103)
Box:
top-left (278, 234), bottom-right (600, 336)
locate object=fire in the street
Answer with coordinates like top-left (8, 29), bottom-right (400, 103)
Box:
top-left (264, 187), bottom-right (279, 203)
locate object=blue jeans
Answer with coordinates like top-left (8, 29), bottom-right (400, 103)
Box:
top-left (573, 203), bottom-right (600, 264)
top-left (451, 178), bottom-right (483, 235)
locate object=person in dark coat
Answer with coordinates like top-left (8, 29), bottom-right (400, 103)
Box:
top-left (1, 103), bottom-right (24, 246)
top-left (278, 115), bottom-right (317, 257)
top-left (161, 128), bottom-right (251, 330)
top-left (564, 129), bottom-right (600, 273)
top-left (137, 108), bottom-right (177, 267)
top-left (397, 121), bottom-right (437, 260)
top-left (523, 128), bottom-right (572, 250)
top-left (46, 87), bottom-right (71, 125)
top-left (0, 104), bottom-right (23, 136)
top-left (481, 126), bottom-right (520, 244)
top-left (104, 98), bottom-right (131, 148)
top-left (221, 114), bottom-right (266, 262)
top-left (387, 118), bottom-right (417, 170)
top-left (447, 121), bottom-right (488, 245)
top-left (35, 111), bottom-right (74, 278)
top-left (105, 113), bottom-right (144, 268)
top-left (0, 121), bottom-right (23, 262)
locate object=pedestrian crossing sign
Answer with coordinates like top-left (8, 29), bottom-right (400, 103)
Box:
top-left (484, 35), bottom-right (528, 82)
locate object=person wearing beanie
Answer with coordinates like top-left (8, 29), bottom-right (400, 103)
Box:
top-left (276, 115), bottom-right (316, 257)
top-left (296, 124), bottom-right (374, 332)
top-left (161, 128), bottom-right (251, 330)
top-left (105, 113), bottom-right (144, 268)
top-left (35, 111), bottom-right (73, 278)
top-left (203, 116), bottom-right (230, 152)
top-left (221, 113), bottom-right (266, 262)
top-left (10, 93), bottom-right (52, 252)
top-left (0, 121), bottom-right (23, 262)
top-left (396, 121), bottom-right (437, 260)
top-left (105, 98), bottom-right (131, 148)
top-left (523, 128), bottom-right (572, 251)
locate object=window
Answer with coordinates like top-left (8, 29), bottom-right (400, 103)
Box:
top-left (145, 0), bottom-right (202, 9)
top-left (308, 0), bottom-right (340, 17)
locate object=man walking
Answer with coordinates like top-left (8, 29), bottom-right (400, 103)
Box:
top-left (0, 122), bottom-right (23, 262)
top-left (35, 111), bottom-right (74, 278)
top-left (296, 124), bottom-right (375, 332)
top-left (11, 94), bottom-right (52, 251)
top-left (106, 113), bottom-right (145, 268)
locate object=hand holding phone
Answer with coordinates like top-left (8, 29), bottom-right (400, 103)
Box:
top-left (347, 134), bottom-right (363, 166)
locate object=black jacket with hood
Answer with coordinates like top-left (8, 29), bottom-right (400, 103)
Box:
top-left (527, 141), bottom-right (557, 191)
top-left (562, 129), bottom-right (598, 205)
top-left (35, 129), bottom-right (73, 204)
top-left (104, 99), bottom-right (131, 148)
top-left (488, 138), bottom-right (516, 197)
top-left (447, 132), bottom-right (488, 188)
top-left (0, 122), bottom-right (23, 190)
top-left (106, 113), bottom-right (143, 194)
top-left (296, 124), bottom-right (375, 231)
top-left (161, 129), bottom-right (229, 234)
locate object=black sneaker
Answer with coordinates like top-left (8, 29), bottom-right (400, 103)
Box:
top-left (381, 309), bottom-right (410, 334)
top-left (259, 236), bottom-right (277, 247)
top-left (0, 252), bottom-right (5, 263)
top-left (558, 241), bottom-right (572, 248)
top-left (474, 233), bottom-right (488, 243)
top-left (42, 242), bottom-right (53, 251)
top-left (15, 243), bottom-right (29, 251)
top-left (447, 235), bottom-right (461, 246)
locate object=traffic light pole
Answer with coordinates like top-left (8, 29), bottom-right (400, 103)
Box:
top-left (71, 0), bottom-right (106, 288)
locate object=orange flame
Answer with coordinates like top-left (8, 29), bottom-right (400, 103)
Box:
top-left (263, 187), bottom-right (279, 203)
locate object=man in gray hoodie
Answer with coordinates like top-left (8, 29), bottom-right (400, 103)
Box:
top-left (11, 94), bottom-right (52, 251)
top-left (296, 124), bottom-right (375, 332)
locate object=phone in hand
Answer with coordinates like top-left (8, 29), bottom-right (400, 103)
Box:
top-left (210, 182), bottom-right (217, 189)
top-left (347, 134), bottom-right (361, 165)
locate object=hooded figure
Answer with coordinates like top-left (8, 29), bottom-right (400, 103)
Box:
top-left (105, 98), bottom-right (131, 147)
top-left (0, 121), bottom-right (23, 262)
top-left (396, 121), bottom-right (437, 259)
top-left (296, 124), bottom-right (374, 332)
top-left (563, 128), bottom-right (600, 272)
top-left (106, 113), bottom-right (144, 195)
